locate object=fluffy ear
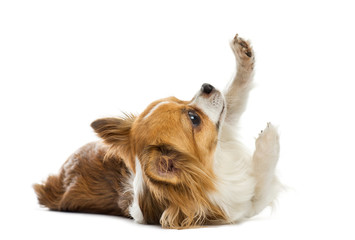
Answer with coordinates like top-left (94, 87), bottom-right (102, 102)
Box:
top-left (91, 117), bottom-right (133, 145)
top-left (91, 115), bottom-right (135, 171)
top-left (142, 145), bottom-right (183, 185)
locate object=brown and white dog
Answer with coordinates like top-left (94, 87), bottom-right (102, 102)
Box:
top-left (34, 34), bottom-right (281, 229)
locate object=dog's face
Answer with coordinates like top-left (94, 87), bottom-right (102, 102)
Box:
top-left (91, 83), bottom-right (226, 191)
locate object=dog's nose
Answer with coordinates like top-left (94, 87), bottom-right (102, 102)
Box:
top-left (201, 83), bottom-right (214, 95)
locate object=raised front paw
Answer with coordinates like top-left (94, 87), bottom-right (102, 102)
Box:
top-left (230, 34), bottom-right (255, 69)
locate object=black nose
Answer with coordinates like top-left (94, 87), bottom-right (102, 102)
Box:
top-left (201, 83), bottom-right (214, 94)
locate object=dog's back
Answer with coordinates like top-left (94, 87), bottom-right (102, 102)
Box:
top-left (33, 142), bottom-right (133, 217)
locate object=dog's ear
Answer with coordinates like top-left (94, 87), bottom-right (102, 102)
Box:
top-left (91, 114), bottom-right (136, 171)
top-left (91, 117), bottom-right (133, 145)
top-left (142, 145), bottom-right (184, 185)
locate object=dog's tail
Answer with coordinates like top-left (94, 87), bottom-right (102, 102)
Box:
top-left (33, 174), bottom-right (64, 210)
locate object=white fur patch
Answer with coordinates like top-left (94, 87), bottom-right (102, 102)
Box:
top-left (208, 124), bottom-right (256, 222)
top-left (209, 123), bottom-right (281, 222)
top-left (190, 90), bottom-right (225, 124)
top-left (129, 158), bottom-right (145, 223)
top-left (143, 101), bottom-right (170, 120)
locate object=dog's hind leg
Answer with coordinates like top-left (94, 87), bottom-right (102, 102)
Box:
top-left (249, 123), bottom-right (281, 216)
top-left (224, 34), bottom-right (255, 124)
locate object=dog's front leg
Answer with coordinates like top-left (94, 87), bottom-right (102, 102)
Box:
top-left (249, 123), bottom-right (281, 217)
top-left (224, 34), bottom-right (255, 124)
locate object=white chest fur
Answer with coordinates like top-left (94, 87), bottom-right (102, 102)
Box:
top-left (208, 129), bottom-right (256, 222)
top-left (129, 158), bottom-right (145, 223)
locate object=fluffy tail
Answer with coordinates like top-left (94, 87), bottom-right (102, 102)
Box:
top-left (33, 175), bottom-right (64, 210)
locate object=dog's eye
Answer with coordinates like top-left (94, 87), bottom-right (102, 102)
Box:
top-left (188, 111), bottom-right (201, 127)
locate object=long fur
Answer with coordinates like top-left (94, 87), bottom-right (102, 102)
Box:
top-left (34, 33), bottom-right (281, 229)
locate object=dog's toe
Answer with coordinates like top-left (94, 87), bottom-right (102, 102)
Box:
top-left (256, 123), bottom-right (280, 153)
top-left (231, 34), bottom-right (254, 68)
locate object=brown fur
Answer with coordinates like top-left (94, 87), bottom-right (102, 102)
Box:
top-left (34, 34), bottom-right (279, 229)
top-left (34, 97), bottom-right (227, 228)
top-left (129, 98), bottom-right (227, 228)
top-left (34, 142), bottom-right (133, 217)
top-left (91, 114), bottom-right (136, 172)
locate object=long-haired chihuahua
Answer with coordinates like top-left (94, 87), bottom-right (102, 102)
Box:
top-left (34, 34), bottom-right (281, 229)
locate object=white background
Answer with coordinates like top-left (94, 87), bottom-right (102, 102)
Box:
top-left (1, 0), bottom-right (354, 239)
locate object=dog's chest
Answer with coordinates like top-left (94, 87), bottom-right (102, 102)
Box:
top-left (208, 145), bottom-right (256, 222)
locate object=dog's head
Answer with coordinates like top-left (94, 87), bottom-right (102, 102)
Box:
top-left (91, 83), bottom-right (226, 225)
